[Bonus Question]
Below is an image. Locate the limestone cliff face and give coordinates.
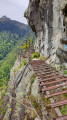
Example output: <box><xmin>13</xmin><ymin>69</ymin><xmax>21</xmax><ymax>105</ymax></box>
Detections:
<box><xmin>24</xmin><ymin>0</ymin><xmax>67</xmax><ymax>64</ymax></box>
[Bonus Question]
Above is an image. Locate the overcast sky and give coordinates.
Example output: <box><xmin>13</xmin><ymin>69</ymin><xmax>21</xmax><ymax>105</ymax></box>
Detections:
<box><xmin>0</xmin><ymin>0</ymin><xmax>29</xmax><ymax>24</ymax></box>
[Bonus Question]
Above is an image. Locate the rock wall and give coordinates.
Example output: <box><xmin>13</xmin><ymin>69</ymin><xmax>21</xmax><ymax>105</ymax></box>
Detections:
<box><xmin>4</xmin><ymin>58</ymin><xmax>43</xmax><ymax>120</ymax></box>
<box><xmin>24</xmin><ymin>0</ymin><xmax>67</xmax><ymax>64</ymax></box>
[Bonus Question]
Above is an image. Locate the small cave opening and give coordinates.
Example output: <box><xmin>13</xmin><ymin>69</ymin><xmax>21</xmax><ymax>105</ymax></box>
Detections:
<box><xmin>62</xmin><ymin>4</ymin><xmax>67</xmax><ymax>16</ymax></box>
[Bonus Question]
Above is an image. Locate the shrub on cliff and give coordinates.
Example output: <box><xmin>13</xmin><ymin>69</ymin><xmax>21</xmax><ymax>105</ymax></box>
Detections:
<box><xmin>31</xmin><ymin>52</ymin><xmax>40</xmax><ymax>59</ymax></box>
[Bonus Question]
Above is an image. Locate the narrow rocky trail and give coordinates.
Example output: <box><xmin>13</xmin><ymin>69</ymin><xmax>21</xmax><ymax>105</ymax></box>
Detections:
<box><xmin>2</xmin><ymin>46</ymin><xmax>67</xmax><ymax>120</ymax></box>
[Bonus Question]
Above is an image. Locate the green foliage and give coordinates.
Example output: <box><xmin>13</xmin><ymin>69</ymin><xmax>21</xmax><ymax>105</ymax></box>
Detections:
<box><xmin>0</xmin><ymin>31</ymin><xmax>19</xmax><ymax>60</ymax></box>
<box><xmin>55</xmin><ymin>65</ymin><xmax>60</xmax><ymax>71</ymax></box>
<box><xmin>64</xmin><ymin>70</ymin><xmax>67</xmax><ymax>74</ymax></box>
<box><xmin>63</xmin><ymin>93</ymin><xmax>67</xmax><ymax>98</ymax></box>
<box><xmin>8</xmin><ymin>108</ymin><xmax>12</xmax><ymax>112</ymax></box>
<box><xmin>21</xmin><ymin>38</ymin><xmax>33</xmax><ymax>52</ymax></box>
<box><xmin>30</xmin><ymin>95</ymin><xmax>38</xmax><ymax>109</ymax></box>
<box><xmin>7</xmin><ymin>104</ymin><xmax>10</xmax><ymax>107</ymax></box>
<box><xmin>0</xmin><ymin>46</ymin><xmax>18</xmax><ymax>86</ymax></box>
<box><xmin>62</xmin><ymin>65</ymin><xmax>66</xmax><ymax>69</ymax></box>
<box><xmin>0</xmin><ymin>86</ymin><xmax>7</xmax><ymax>99</ymax></box>
<box><xmin>31</xmin><ymin>78</ymin><xmax>35</xmax><ymax>84</ymax></box>
<box><xmin>42</xmin><ymin>97</ymin><xmax>51</xmax><ymax>104</ymax></box>
<box><xmin>1</xmin><ymin>88</ymin><xmax>7</xmax><ymax>98</ymax></box>
<box><xmin>31</xmin><ymin>52</ymin><xmax>40</xmax><ymax>59</ymax></box>
<box><xmin>0</xmin><ymin>86</ymin><xmax>7</xmax><ymax>115</ymax></box>
<box><xmin>0</xmin><ymin>86</ymin><xmax>6</xmax><ymax>91</ymax></box>
<box><xmin>33</xmin><ymin>101</ymin><xmax>37</xmax><ymax>108</ymax></box>
<box><xmin>23</xmin><ymin>59</ymin><xmax>27</xmax><ymax>66</ymax></box>
<box><xmin>19</xmin><ymin>92</ymin><xmax>26</xmax><ymax>95</ymax></box>
<box><xmin>29</xmin><ymin>95</ymin><xmax>42</xmax><ymax>117</ymax></box>
<box><xmin>60</xmin><ymin>105</ymin><xmax>67</xmax><ymax>115</ymax></box>
<box><xmin>0</xmin><ymin>31</ymin><xmax>35</xmax><ymax>87</ymax></box>
<box><xmin>13</xmin><ymin>59</ymin><xmax>27</xmax><ymax>75</ymax></box>
<box><xmin>15</xmin><ymin>113</ymin><xmax>19</xmax><ymax>117</ymax></box>
<box><xmin>31</xmin><ymin>74</ymin><xmax>36</xmax><ymax>84</ymax></box>
<box><xmin>16</xmin><ymin>103</ymin><xmax>19</xmax><ymax>106</ymax></box>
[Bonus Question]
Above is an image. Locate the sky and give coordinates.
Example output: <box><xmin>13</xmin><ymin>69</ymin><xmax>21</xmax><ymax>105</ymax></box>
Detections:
<box><xmin>0</xmin><ymin>0</ymin><xmax>29</xmax><ymax>24</ymax></box>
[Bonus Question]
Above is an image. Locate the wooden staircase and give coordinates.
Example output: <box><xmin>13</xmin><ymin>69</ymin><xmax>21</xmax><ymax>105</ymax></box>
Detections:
<box><xmin>30</xmin><ymin>60</ymin><xmax>67</xmax><ymax>120</ymax></box>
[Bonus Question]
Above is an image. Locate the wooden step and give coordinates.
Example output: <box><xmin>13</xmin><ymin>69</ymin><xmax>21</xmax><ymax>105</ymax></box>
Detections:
<box><xmin>45</xmin><ymin>89</ymin><xmax>67</xmax><ymax>98</ymax></box>
<box><xmin>37</xmin><ymin>71</ymin><xmax>58</xmax><ymax>76</ymax></box>
<box><xmin>33</xmin><ymin>68</ymin><xmax>55</xmax><ymax>72</ymax></box>
<box><xmin>40</xmin><ymin>77</ymin><xmax>67</xmax><ymax>86</ymax></box>
<box><xmin>39</xmin><ymin>75</ymin><xmax>63</xmax><ymax>82</ymax></box>
<box><xmin>56</xmin><ymin>115</ymin><xmax>67</xmax><ymax>120</ymax></box>
<box><xmin>50</xmin><ymin>99</ymin><xmax>67</xmax><ymax>108</ymax></box>
<box><xmin>42</xmin><ymin>82</ymin><xmax>67</xmax><ymax>92</ymax></box>
<box><xmin>31</xmin><ymin>60</ymin><xmax>67</xmax><ymax>119</ymax></box>
<box><xmin>36</xmin><ymin>73</ymin><xmax>59</xmax><ymax>78</ymax></box>
<box><xmin>38</xmin><ymin>73</ymin><xmax>60</xmax><ymax>79</ymax></box>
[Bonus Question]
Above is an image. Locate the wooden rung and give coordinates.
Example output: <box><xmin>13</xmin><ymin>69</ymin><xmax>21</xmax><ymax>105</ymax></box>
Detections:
<box><xmin>36</xmin><ymin>69</ymin><xmax>56</xmax><ymax>74</ymax></box>
<box><xmin>43</xmin><ymin>71</ymin><xmax>57</xmax><ymax>74</ymax></box>
<box><xmin>40</xmin><ymin>77</ymin><xmax>67</xmax><ymax>86</ymax></box>
<box><xmin>38</xmin><ymin>73</ymin><xmax>60</xmax><ymax>79</ymax></box>
<box><xmin>37</xmin><ymin>71</ymin><xmax>58</xmax><ymax>75</ymax></box>
<box><xmin>37</xmin><ymin>73</ymin><xmax>59</xmax><ymax>78</ymax></box>
<box><xmin>31</xmin><ymin>60</ymin><xmax>44</xmax><ymax>64</ymax></box>
<box><xmin>38</xmin><ymin>73</ymin><xmax>59</xmax><ymax>78</ymax></box>
<box><xmin>50</xmin><ymin>99</ymin><xmax>67</xmax><ymax>108</ymax></box>
<box><xmin>39</xmin><ymin>66</ymin><xmax>53</xmax><ymax>69</ymax></box>
<box><xmin>45</xmin><ymin>90</ymin><xmax>67</xmax><ymax>98</ymax></box>
<box><xmin>33</xmin><ymin>67</ymin><xmax>53</xmax><ymax>70</ymax></box>
<box><xmin>37</xmin><ymin>71</ymin><xmax>56</xmax><ymax>76</ymax></box>
<box><xmin>37</xmin><ymin>69</ymin><xmax>55</xmax><ymax>72</ymax></box>
<box><xmin>32</xmin><ymin>65</ymin><xmax>53</xmax><ymax>68</ymax></box>
<box><xmin>36</xmin><ymin>72</ymin><xmax>59</xmax><ymax>75</ymax></box>
<box><xmin>39</xmin><ymin>75</ymin><xmax>63</xmax><ymax>82</ymax></box>
<box><xmin>32</xmin><ymin>66</ymin><xmax>49</xmax><ymax>69</ymax></box>
<box><xmin>42</xmin><ymin>82</ymin><xmax>67</xmax><ymax>92</ymax></box>
<box><xmin>56</xmin><ymin>115</ymin><xmax>67</xmax><ymax>120</ymax></box>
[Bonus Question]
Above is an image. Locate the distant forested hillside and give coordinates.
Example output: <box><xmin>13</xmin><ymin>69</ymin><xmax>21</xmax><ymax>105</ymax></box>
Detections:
<box><xmin>0</xmin><ymin>16</ymin><xmax>35</xmax><ymax>86</ymax></box>
<box><xmin>0</xmin><ymin>31</ymin><xmax>19</xmax><ymax>60</ymax></box>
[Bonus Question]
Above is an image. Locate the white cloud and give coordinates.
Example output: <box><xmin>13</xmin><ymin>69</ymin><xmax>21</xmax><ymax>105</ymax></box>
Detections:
<box><xmin>0</xmin><ymin>0</ymin><xmax>29</xmax><ymax>24</ymax></box>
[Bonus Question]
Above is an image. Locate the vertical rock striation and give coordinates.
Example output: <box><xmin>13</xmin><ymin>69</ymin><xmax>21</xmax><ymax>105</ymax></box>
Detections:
<box><xmin>24</xmin><ymin>0</ymin><xmax>67</xmax><ymax>64</ymax></box>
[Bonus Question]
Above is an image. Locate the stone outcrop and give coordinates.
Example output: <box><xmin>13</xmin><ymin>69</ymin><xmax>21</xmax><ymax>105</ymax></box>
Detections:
<box><xmin>24</xmin><ymin>0</ymin><xmax>67</xmax><ymax>64</ymax></box>
<box><xmin>2</xmin><ymin>57</ymin><xmax>42</xmax><ymax>120</ymax></box>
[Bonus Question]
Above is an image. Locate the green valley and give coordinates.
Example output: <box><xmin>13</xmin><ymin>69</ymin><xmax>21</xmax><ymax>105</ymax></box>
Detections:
<box><xmin>0</xmin><ymin>16</ymin><xmax>35</xmax><ymax>87</ymax></box>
